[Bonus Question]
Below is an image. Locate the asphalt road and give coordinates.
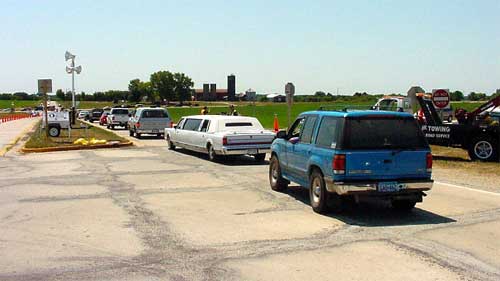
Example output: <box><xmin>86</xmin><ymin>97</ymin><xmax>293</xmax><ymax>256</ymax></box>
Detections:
<box><xmin>1</xmin><ymin>128</ymin><xmax>500</xmax><ymax>281</ymax></box>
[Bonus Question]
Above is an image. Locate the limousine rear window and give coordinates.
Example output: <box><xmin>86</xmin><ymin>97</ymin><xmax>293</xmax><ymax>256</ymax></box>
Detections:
<box><xmin>225</xmin><ymin>122</ymin><xmax>253</xmax><ymax>127</ymax></box>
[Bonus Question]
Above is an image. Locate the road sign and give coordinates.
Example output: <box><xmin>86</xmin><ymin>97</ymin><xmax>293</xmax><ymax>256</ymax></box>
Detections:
<box><xmin>38</xmin><ymin>79</ymin><xmax>53</xmax><ymax>94</ymax></box>
<box><xmin>285</xmin><ymin>83</ymin><xmax>295</xmax><ymax>128</ymax></box>
<box><xmin>432</xmin><ymin>89</ymin><xmax>450</xmax><ymax>109</ymax></box>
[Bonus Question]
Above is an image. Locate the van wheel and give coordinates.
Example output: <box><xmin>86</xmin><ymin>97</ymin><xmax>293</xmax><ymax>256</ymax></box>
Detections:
<box><xmin>392</xmin><ymin>200</ymin><xmax>416</xmax><ymax>212</ymax></box>
<box><xmin>468</xmin><ymin>136</ymin><xmax>498</xmax><ymax>161</ymax></box>
<box><xmin>111</xmin><ymin>125</ymin><xmax>115</xmax><ymax>130</ymax></box>
<box><xmin>269</xmin><ymin>155</ymin><xmax>288</xmax><ymax>192</ymax></box>
<box><xmin>254</xmin><ymin>153</ymin><xmax>266</xmax><ymax>162</ymax></box>
<box><xmin>309</xmin><ymin>170</ymin><xmax>330</xmax><ymax>214</ymax></box>
<box><xmin>136</xmin><ymin>132</ymin><xmax>141</xmax><ymax>139</ymax></box>
<box><xmin>207</xmin><ymin>144</ymin><xmax>218</xmax><ymax>162</ymax></box>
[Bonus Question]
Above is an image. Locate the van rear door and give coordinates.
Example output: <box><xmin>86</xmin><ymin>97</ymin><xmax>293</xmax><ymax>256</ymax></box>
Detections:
<box><xmin>342</xmin><ymin>116</ymin><xmax>430</xmax><ymax>180</ymax></box>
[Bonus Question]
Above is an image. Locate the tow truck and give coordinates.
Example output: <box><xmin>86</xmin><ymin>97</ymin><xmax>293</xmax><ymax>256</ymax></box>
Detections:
<box><xmin>417</xmin><ymin>94</ymin><xmax>500</xmax><ymax>161</ymax></box>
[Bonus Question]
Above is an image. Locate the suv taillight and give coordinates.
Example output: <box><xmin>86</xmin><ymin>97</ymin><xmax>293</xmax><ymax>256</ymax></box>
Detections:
<box><xmin>222</xmin><ymin>137</ymin><xmax>228</xmax><ymax>146</ymax></box>
<box><xmin>169</xmin><ymin>121</ymin><xmax>173</xmax><ymax>128</ymax></box>
<box><xmin>333</xmin><ymin>154</ymin><xmax>346</xmax><ymax>174</ymax></box>
<box><xmin>426</xmin><ymin>153</ymin><xmax>432</xmax><ymax>173</ymax></box>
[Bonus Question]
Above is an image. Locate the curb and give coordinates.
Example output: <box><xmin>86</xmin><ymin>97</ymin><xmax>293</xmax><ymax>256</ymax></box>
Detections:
<box><xmin>0</xmin><ymin>118</ymin><xmax>41</xmax><ymax>157</ymax></box>
<box><xmin>79</xmin><ymin>119</ymin><xmax>141</xmax><ymax>147</ymax></box>
<box><xmin>21</xmin><ymin>141</ymin><xmax>134</xmax><ymax>153</ymax></box>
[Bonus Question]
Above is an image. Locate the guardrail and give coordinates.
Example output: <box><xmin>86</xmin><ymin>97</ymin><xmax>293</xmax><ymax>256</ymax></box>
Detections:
<box><xmin>0</xmin><ymin>113</ymin><xmax>40</xmax><ymax>124</ymax></box>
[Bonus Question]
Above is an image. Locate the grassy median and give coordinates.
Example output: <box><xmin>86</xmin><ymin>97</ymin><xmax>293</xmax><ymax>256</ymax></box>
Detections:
<box><xmin>25</xmin><ymin>120</ymin><xmax>126</xmax><ymax>149</ymax></box>
<box><xmin>431</xmin><ymin>145</ymin><xmax>500</xmax><ymax>175</ymax></box>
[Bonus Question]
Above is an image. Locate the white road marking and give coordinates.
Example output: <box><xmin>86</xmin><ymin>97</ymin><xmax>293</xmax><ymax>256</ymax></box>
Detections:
<box><xmin>434</xmin><ymin>181</ymin><xmax>500</xmax><ymax>196</ymax></box>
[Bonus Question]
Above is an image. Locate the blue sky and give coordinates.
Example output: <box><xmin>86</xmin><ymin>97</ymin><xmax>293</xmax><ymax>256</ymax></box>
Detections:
<box><xmin>1</xmin><ymin>0</ymin><xmax>499</xmax><ymax>95</ymax></box>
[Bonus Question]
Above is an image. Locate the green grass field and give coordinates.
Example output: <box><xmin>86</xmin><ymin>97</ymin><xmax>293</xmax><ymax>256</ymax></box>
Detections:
<box><xmin>0</xmin><ymin>100</ymin><xmax>40</xmax><ymax>109</ymax></box>
<box><xmin>2</xmin><ymin>99</ymin><xmax>490</xmax><ymax>129</ymax></box>
<box><xmin>166</xmin><ymin>102</ymin><xmax>374</xmax><ymax>129</ymax></box>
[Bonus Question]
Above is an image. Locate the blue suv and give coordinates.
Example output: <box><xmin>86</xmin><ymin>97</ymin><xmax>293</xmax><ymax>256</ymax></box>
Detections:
<box><xmin>269</xmin><ymin>110</ymin><xmax>433</xmax><ymax>214</ymax></box>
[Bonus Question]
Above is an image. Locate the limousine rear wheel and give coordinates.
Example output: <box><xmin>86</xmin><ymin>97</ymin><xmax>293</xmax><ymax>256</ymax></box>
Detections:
<box><xmin>167</xmin><ymin>136</ymin><xmax>176</xmax><ymax>150</ymax></box>
<box><xmin>269</xmin><ymin>156</ymin><xmax>287</xmax><ymax>192</ymax></box>
<box><xmin>207</xmin><ymin>144</ymin><xmax>218</xmax><ymax>161</ymax></box>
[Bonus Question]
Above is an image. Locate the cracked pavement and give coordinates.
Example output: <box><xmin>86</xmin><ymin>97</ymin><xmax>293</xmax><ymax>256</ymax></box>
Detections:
<box><xmin>1</xmin><ymin>136</ymin><xmax>500</xmax><ymax>280</ymax></box>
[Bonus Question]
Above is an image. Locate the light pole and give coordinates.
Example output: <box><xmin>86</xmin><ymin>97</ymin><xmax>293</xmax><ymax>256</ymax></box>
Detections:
<box><xmin>65</xmin><ymin>51</ymin><xmax>82</xmax><ymax>124</ymax></box>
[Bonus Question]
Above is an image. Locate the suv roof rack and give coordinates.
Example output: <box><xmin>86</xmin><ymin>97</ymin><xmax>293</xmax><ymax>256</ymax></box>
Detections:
<box><xmin>318</xmin><ymin>105</ymin><xmax>373</xmax><ymax>112</ymax></box>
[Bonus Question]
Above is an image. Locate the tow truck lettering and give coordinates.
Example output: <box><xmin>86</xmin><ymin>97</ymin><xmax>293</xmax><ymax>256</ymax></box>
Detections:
<box><xmin>421</xmin><ymin>125</ymin><xmax>451</xmax><ymax>133</ymax></box>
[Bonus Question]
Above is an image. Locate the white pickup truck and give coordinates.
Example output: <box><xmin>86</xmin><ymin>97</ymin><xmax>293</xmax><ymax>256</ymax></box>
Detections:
<box><xmin>165</xmin><ymin>115</ymin><xmax>275</xmax><ymax>162</ymax></box>
<box><xmin>106</xmin><ymin>108</ymin><xmax>130</xmax><ymax>129</ymax></box>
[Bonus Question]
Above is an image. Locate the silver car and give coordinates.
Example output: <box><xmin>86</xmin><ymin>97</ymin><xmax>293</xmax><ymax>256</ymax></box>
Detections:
<box><xmin>128</xmin><ymin>108</ymin><xmax>172</xmax><ymax>138</ymax></box>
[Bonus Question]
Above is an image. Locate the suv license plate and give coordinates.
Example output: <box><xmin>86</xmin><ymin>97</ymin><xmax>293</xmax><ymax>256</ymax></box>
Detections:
<box><xmin>378</xmin><ymin>182</ymin><xmax>406</xmax><ymax>192</ymax></box>
<box><xmin>152</xmin><ymin>129</ymin><xmax>159</xmax><ymax>133</ymax></box>
<box><xmin>248</xmin><ymin>149</ymin><xmax>258</xmax><ymax>154</ymax></box>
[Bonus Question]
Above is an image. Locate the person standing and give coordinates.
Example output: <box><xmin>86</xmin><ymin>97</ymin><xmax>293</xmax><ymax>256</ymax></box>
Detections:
<box><xmin>201</xmin><ymin>106</ymin><xmax>209</xmax><ymax>115</ymax></box>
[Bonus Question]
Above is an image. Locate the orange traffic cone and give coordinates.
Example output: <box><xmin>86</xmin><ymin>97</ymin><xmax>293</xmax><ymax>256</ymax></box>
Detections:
<box><xmin>273</xmin><ymin>114</ymin><xmax>279</xmax><ymax>132</ymax></box>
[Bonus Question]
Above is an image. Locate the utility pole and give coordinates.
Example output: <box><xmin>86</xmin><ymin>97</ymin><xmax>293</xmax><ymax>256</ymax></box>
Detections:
<box><xmin>38</xmin><ymin>79</ymin><xmax>52</xmax><ymax>137</ymax></box>
<box><xmin>65</xmin><ymin>51</ymin><xmax>82</xmax><ymax>125</ymax></box>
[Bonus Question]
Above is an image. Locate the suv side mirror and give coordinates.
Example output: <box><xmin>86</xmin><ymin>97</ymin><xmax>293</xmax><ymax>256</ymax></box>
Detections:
<box><xmin>288</xmin><ymin>137</ymin><xmax>299</xmax><ymax>144</ymax></box>
<box><xmin>276</xmin><ymin>130</ymin><xmax>287</xmax><ymax>139</ymax></box>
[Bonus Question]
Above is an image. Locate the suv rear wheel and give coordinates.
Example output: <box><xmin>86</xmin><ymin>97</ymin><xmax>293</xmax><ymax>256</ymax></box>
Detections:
<box><xmin>309</xmin><ymin>170</ymin><xmax>329</xmax><ymax>214</ymax></box>
<box><xmin>269</xmin><ymin>155</ymin><xmax>287</xmax><ymax>192</ymax></box>
<box><xmin>468</xmin><ymin>136</ymin><xmax>498</xmax><ymax>161</ymax></box>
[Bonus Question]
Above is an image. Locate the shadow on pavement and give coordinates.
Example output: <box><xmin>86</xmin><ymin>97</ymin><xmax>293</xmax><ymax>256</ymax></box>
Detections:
<box><xmin>135</xmin><ymin>135</ymin><xmax>164</xmax><ymax>140</ymax></box>
<box><xmin>285</xmin><ymin>185</ymin><xmax>456</xmax><ymax>227</ymax></box>
<box><xmin>173</xmin><ymin>148</ymin><xmax>269</xmax><ymax>166</ymax></box>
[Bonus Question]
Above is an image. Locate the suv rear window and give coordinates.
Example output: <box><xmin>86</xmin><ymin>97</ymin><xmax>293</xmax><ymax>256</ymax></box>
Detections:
<box><xmin>141</xmin><ymin>110</ymin><xmax>168</xmax><ymax>118</ymax></box>
<box><xmin>344</xmin><ymin>117</ymin><xmax>428</xmax><ymax>149</ymax></box>
<box><xmin>112</xmin><ymin>109</ymin><xmax>128</xmax><ymax>115</ymax></box>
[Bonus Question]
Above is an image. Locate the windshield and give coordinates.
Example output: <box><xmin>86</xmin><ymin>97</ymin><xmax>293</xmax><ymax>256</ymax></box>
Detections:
<box><xmin>344</xmin><ymin>117</ymin><xmax>428</xmax><ymax>149</ymax></box>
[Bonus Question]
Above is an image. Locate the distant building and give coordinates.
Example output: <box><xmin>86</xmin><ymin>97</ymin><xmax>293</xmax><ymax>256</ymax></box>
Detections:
<box><xmin>266</xmin><ymin>93</ymin><xmax>286</xmax><ymax>102</ymax></box>
<box><xmin>194</xmin><ymin>75</ymin><xmax>236</xmax><ymax>101</ymax></box>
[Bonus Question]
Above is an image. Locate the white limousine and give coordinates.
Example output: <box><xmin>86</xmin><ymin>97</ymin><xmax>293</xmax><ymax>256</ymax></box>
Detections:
<box><xmin>165</xmin><ymin>115</ymin><xmax>276</xmax><ymax>161</ymax></box>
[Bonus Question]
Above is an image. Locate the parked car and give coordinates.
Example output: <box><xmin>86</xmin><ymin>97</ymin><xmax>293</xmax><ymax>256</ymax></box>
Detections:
<box><xmin>78</xmin><ymin>110</ymin><xmax>89</xmax><ymax>119</ymax></box>
<box><xmin>269</xmin><ymin>110</ymin><xmax>433</xmax><ymax>214</ymax></box>
<box><xmin>128</xmin><ymin>108</ymin><xmax>172</xmax><ymax>138</ymax></box>
<box><xmin>99</xmin><ymin>111</ymin><xmax>110</xmax><ymax>126</ymax></box>
<box><xmin>106</xmin><ymin>108</ymin><xmax>129</xmax><ymax>129</ymax></box>
<box><xmin>86</xmin><ymin>108</ymin><xmax>104</xmax><ymax>122</ymax></box>
<box><xmin>165</xmin><ymin>115</ymin><xmax>276</xmax><ymax>162</ymax></box>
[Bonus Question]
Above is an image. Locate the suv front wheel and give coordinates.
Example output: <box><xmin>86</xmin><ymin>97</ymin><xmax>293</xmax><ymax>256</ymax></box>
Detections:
<box><xmin>269</xmin><ymin>155</ymin><xmax>287</xmax><ymax>192</ymax></box>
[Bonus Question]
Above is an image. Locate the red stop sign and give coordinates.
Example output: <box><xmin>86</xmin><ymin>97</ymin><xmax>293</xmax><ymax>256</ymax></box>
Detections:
<box><xmin>432</xmin><ymin>89</ymin><xmax>450</xmax><ymax>108</ymax></box>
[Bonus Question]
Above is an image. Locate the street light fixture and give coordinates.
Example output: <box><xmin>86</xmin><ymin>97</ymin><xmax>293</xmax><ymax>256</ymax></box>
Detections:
<box><xmin>65</xmin><ymin>51</ymin><xmax>82</xmax><ymax>109</ymax></box>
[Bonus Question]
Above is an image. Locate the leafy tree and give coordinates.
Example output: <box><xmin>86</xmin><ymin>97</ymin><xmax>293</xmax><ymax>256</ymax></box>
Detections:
<box><xmin>128</xmin><ymin>79</ymin><xmax>143</xmax><ymax>102</ymax></box>
<box><xmin>173</xmin><ymin>72</ymin><xmax>194</xmax><ymax>103</ymax></box>
<box><xmin>314</xmin><ymin>91</ymin><xmax>326</xmax><ymax>97</ymax></box>
<box><xmin>450</xmin><ymin>90</ymin><xmax>464</xmax><ymax>101</ymax></box>
<box><xmin>468</xmin><ymin>92</ymin><xmax>487</xmax><ymax>101</ymax></box>
<box><xmin>150</xmin><ymin>71</ymin><xmax>175</xmax><ymax>102</ymax></box>
<box><xmin>55</xmin><ymin>89</ymin><xmax>65</xmax><ymax>101</ymax></box>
